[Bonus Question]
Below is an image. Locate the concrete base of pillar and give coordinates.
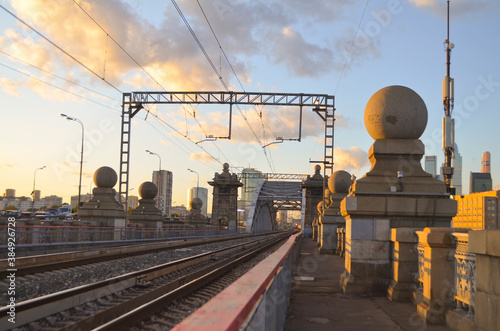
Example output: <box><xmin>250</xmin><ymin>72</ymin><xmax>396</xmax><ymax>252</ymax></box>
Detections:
<box><xmin>387</xmin><ymin>280</ymin><xmax>417</xmax><ymax>302</ymax></box>
<box><xmin>417</xmin><ymin>302</ymin><xmax>446</xmax><ymax>325</ymax></box>
<box><xmin>318</xmin><ymin>223</ymin><xmax>338</xmax><ymax>254</ymax></box>
<box><xmin>340</xmin><ymin>269</ymin><xmax>390</xmax><ymax>297</ymax></box>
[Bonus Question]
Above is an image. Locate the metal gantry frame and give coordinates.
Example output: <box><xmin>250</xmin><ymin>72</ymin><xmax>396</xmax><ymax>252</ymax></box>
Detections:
<box><xmin>119</xmin><ymin>91</ymin><xmax>335</xmax><ymax>210</ymax></box>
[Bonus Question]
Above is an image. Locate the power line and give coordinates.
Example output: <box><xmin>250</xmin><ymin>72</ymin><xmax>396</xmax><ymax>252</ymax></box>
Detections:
<box><xmin>0</xmin><ymin>3</ymin><xmax>123</xmax><ymax>94</ymax></box>
<box><xmin>0</xmin><ymin>50</ymin><xmax>119</xmax><ymax>102</ymax></box>
<box><xmin>334</xmin><ymin>0</ymin><xmax>370</xmax><ymax>95</ymax></box>
<box><xmin>71</xmin><ymin>0</ymin><xmax>166</xmax><ymax>92</ymax></box>
<box><xmin>0</xmin><ymin>61</ymin><xmax>120</xmax><ymax>112</ymax></box>
<box><xmin>195</xmin><ymin>0</ymin><xmax>245</xmax><ymax>92</ymax></box>
<box><xmin>72</xmin><ymin>0</ymin><xmax>229</xmax><ymax>167</ymax></box>
<box><xmin>173</xmin><ymin>0</ymin><xmax>277</xmax><ymax>173</ymax></box>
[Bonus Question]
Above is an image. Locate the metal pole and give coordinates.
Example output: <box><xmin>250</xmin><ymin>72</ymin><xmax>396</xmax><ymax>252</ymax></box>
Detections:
<box><xmin>32</xmin><ymin>166</ymin><xmax>46</xmax><ymax>210</ymax></box>
<box><xmin>61</xmin><ymin>114</ymin><xmax>84</xmax><ymax>211</ymax></box>
<box><xmin>188</xmin><ymin>169</ymin><xmax>199</xmax><ymax>198</ymax></box>
<box><xmin>442</xmin><ymin>0</ymin><xmax>454</xmax><ymax>194</ymax></box>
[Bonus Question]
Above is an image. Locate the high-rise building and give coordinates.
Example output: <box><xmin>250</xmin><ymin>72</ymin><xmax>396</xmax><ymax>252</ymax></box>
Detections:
<box><xmin>128</xmin><ymin>196</ymin><xmax>139</xmax><ymax>210</ymax></box>
<box><xmin>481</xmin><ymin>151</ymin><xmax>491</xmax><ymax>173</ymax></box>
<box><xmin>453</xmin><ymin>190</ymin><xmax>499</xmax><ymax>230</ymax></box>
<box><xmin>153</xmin><ymin>170</ymin><xmax>173</xmax><ymax>217</ymax></box>
<box><xmin>4</xmin><ymin>189</ymin><xmax>15</xmax><ymax>198</ymax></box>
<box><xmin>71</xmin><ymin>194</ymin><xmax>93</xmax><ymax>208</ymax></box>
<box><xmin>33</xmin><ymin>190</ymin><xmax>41</xmax><ymax>201</ymax></box>
<box><xmin>424</xmin><ymin>156</ymin><xmax>437</xmax><ymax>178</ymax></box>
<box><xmin>452</xmin><ymin>144</ymin><xmax>463</xmax><ymax>195</ymax></box>
<box><xmin>188</xmin><ymin>187</ymin><xmax>208</xmax><ymax>217</ymax></box>
<box><xmin>43</xmin><ymin>195</ymin><xmax>63</xmax><ymax>207</ymax></box>
<box><xmin>470</xmin><ymin>151</ymin><xmax>492</xmax><ymax>194</ymax></box>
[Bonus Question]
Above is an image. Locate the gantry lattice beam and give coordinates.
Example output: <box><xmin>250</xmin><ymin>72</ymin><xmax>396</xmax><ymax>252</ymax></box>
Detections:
<box><xmin>119</xmin><ymin>91</ymin><xmax>335</xmax><ymax>211</ymax></box>
<box><xmin>239</xmin><ymin>173</ymin><xmax>309</xmax><ymax>181</ymax></box>
<box><xmin>127</xmin><ymin>91</ymin><xmax>334</xmax><ymax>108</ymax></box>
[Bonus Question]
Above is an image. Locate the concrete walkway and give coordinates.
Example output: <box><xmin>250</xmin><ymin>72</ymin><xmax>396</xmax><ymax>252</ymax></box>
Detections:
<box><xmin>285</xmin><ymin>238</ymin><xmax>450</xmax><ymax>331</ymax></box>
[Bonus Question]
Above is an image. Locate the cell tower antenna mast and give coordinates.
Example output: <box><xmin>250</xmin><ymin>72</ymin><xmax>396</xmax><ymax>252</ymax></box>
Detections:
<box><xmin>442</xmin><ymin>0</ymin><xmax>455</xmax><ymax>194</ymax></box>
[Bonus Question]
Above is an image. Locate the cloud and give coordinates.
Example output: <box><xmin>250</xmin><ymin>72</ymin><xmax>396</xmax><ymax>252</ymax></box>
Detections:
<box><xmin>1</xmin><ymin>0</ymin><xmax>362</xmax><ymax>97</ymax></box>
<box><xmin>189</xmin><ymin>151</ymin><xmax>218</xmax><ymax>163</ymax></box>
<box><xmin>0</xmin><ymin>161</ymin><xmax>16</xmax><ymax>170</ymax></box>
<box><xmin>268</xmin><ymin>27</ymin><xmax>334</xmax><ymax>78</ymax></box>
<box><xmin>332</xmin><ymin>146</ymin><xmax>369</xmax><ymax>174</ymax></box>
<box><xmin>409</xmin><ymin>0</ymin><xmax>496</xmax><ymax>16</ymax></box>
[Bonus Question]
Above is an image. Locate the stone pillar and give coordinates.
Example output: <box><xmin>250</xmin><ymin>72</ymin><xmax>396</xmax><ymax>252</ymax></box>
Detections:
<box><xmin>318</xmin><ymin>170</ymin><xmax>350</xmax><ymax>254</ymax></box>
<box><xmin>300</xmin><ymin>165</ymin><xmax>324</xmax><ymax>237</ymax></box>
<box><xmin>416</xmin><ymin>227</ymin><xmax>457</xmax><ymax>324</ymax></box>
<box><xmin>208</xmin><ymin>163</ymin><xmax>243</xmax><ymax>228</ymax></box>
<box><xmin>467</xmin><ymin>230</ymin><xmax>500</xmax><ymax>331</ymax></box>
<box><xmin>185</xmin><ymin>197</ymin><xmax>208</xmax><ymax>228</ymax></box>
<box><xmin>387</xmin><ymin>227</ymin><xmax>421</xmax><ymax>301</ymax></box>
<box><xmin>128</xmin><ymin>181</ymin><xmax>164</xmax><ymax>228</ymax></box>
<box><xmin>340</xmin><ymin>86</ymin><xmax>457</xmax><ymax>296</ymax></box>
<box><xmin>78</xmin><ymin>166</ymin><xmax>127</xmax><ymax>237</ymax></box>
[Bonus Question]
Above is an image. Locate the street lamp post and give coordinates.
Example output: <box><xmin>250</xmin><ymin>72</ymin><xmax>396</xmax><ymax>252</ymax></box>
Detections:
<box><xmin>146</xmin><ymin>150</ymin><xmax>162</xmax><ymax>213</ymax></box>
<box><xmin>61</xmin><ymin>114</ymin><xmax>84</xmax><ymax>211</ymax></box>
<box><xmin>32</xmin><ymin>166</ymin><xmax>46</xmax><ymax>210</ymax></box>
<box><xmin>187</xmin><ymin>168</ymin><xmax>199</xmax><ymax>198</ymax></box>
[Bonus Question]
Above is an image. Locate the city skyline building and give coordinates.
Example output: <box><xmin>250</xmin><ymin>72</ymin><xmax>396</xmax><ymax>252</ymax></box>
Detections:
<box><xmin>44</xmin><ymin>195</ymin><xmax>63</xmax><ymax>207</ymax></box>
<box><xmin>481</xmin><ymin>151</ymin><xmax>491</xmax><ymax>173</ymax></box>
<box><xmin>188</xmin><ymin>187</ymin><xmax>208</xmax><ymax>217</ymax></box>
<box><xmin>153</xmin><ymin>170</ymin><xmax>173</xmax><ymax>217</ymax></box>
<box><xmin>70</xmin><ymin>194</ymin><xmax>92</xmax><ymax>208</ymax></box>
<box><xmin>424</xmin><ymin>156</ymin><xmax>437</xmax><ymax>178</ymax></box>
<box><xmin>4</xmin><ymin>189</ymin><xmax>15</xmax><ymax>198</ymax></box>
<box><xmin>470</xmin><ymin>151</ymin><xmax>493</xmax><ymax>194</ymax></box>
<box><xmin>452</xmin><ymin>144</ymin><xmax>463</xmax><ymax>195</ymax></box>
<box><xmin>33</xmin><ymin>190</ymin><xmax>41</xmax><ymax>201</ymax></box>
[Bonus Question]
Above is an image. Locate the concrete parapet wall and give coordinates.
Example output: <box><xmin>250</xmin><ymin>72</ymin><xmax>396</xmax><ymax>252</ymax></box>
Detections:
<box><xmin>172</xmin><ymin>232</ymin><xmax>302</xmax><ymax>331</ymax></box>
<box><xmin>469</xmin><ymin>230</ymin><xmax>500</xmax><ymax>331</ymax></box>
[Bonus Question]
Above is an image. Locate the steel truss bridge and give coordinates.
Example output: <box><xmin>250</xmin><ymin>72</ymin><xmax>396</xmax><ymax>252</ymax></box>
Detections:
<box><xmin>119</xmin><ymin>91</ymin><xmax>335</xmax><ymax>210</ymax></box>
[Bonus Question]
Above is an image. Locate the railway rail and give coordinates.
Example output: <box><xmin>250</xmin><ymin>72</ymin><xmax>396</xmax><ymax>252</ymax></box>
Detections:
<box><xmin>0</xmin><ymin>232</ymin><xmax>259</xmax><ymax>279</ymax></box>
<box><xmin>0</xmin><ymin>231</ymin><xmax>292</xmax><ymax>331</ymax></box>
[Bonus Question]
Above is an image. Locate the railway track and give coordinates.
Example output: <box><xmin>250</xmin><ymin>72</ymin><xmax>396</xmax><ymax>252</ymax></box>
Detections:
<box><xmin>0</xmin><ymin>232</ymin><xmax>259</xmax><ymax>279</ymax></box>
<box><xmin>0</xmin><ymin>231</ymin><xmax>291</xmax><ymax>331</ymax></box>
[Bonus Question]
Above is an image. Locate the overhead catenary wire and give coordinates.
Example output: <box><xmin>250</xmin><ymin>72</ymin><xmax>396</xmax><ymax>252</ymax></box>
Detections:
<box><xmin>0</xmin><ymin>4</ymin><xmax>123</xmax><ymax>94</ymax></box>
<box><xmin>0</xmin><ymin>50</ymin><xmax>119</xmax><ymax>102</ymax></box>
<box><xmin>0</xmin><ymin>61</ymin><xmax>120</xmax><ymax>113</ymax></box>
<box><xmin>72</xmin><ymin>0</ymin><xmax>233</xmax><ymax>168</ymax></box>
<box><xmin>334</xmin><ymin>0</ymin><xmax>370</xmax><ymax>95</ymax></box>
<box><xmin>173</xmin><ymin>0</ymin><xmax>277</xmax><ymax>172</ymax></box>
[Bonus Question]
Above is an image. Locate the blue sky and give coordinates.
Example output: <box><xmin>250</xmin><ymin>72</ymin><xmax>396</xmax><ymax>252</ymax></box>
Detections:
<box><xmin>0</xmin><ymin>0</ymin><xmax>499</xmax><ymax>209</ymax></box>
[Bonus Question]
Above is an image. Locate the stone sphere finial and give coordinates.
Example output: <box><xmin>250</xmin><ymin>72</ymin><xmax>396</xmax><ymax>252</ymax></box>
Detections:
<box><xmin>223</xmin><ymin>163</ymin><xmax>229</xmax><ymax>171</ymax></box>
<box><xmin>93</xmin><ymin>166</ymin><xmax>117</xmax><ymax>188</ymax></box>
<box><xmin>328</xmin><ymin>170</ymin><xmax>351</xmax><ymax>193</ymax></box>
<box><xmin>190</xmin><ymin>197</ymin><xmax>203</xmax><ymax>210</ymax></box>
<box><xmin>314</xmin><ymin>164</ymin><xmax>321</xmax><ymax>173</ymax></box>
<box><xmin>139</xmin><ymin>181</ymin><xmax>157</xmax><ymax>199</ymax></box>
<box><xmin>364</xmin><ymin>85</ymin><xmax>427</xmax><ymax>140</ymax></box>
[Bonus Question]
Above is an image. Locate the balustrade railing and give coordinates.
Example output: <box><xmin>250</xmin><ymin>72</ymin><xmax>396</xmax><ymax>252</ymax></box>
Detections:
<box><xmin>0</xmin><ymin>225</ymin><xmax>243</xmax><ymax>248</ymax></box>
<box><xmin>451</xmin><ymin>232</ymin><xmax>476</xmax><ymax>319</ymax></box>
<box><xmin>417</xmin><ymin>242</ymin><xmax>425</xmax><ymax>292</ymax></box>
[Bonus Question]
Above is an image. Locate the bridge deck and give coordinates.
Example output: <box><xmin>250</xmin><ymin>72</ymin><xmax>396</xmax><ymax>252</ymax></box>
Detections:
<box><xmin>285</xmin><ymin>238</ymin><xmax>451</xmax><ymax>331</ymax></box>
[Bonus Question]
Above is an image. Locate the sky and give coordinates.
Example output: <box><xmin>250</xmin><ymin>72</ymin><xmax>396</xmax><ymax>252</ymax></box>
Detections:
<box><xmin>0</xmin><ymin>0</ymin><xmax>499</xmax><ymax>211</ymax></box>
